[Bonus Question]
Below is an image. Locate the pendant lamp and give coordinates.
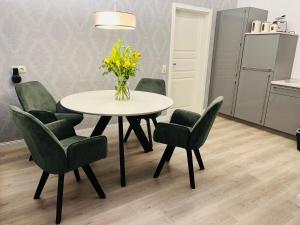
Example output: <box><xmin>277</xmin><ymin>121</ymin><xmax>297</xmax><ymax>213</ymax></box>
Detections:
<box><xmin>94</xmin><ymin>0</ymin><xmax>136</xmax><ymax>30</ymax></box>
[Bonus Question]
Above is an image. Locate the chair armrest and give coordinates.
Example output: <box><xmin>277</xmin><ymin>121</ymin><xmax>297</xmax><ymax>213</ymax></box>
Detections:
<box><xmin>28</xmin><ymin>110</ymin><xmax>57</xmax><ymax>124</ymax></box>
<box><xmin>170</xmin><ymin>109</ymin><xmax>201</xmax><ymax>127</ymax></box>
<box><xmin>67</xmin><ymin>136</ymin><xmax>107</xmax><ymax>169</ymax></box>
<box><xmin>56</xmin><ymin>101</ymin><xmax>82</xmax><ymax>114</ymax></box>
<box><xmin>46</xmin><ymin>120</ymin><xmax>76</xmax><ymax>140</ymax></box>
<box><xmin>154</xmin><ymin>122</ymin><xmax>191</xmax><ymax>148</ymax></box>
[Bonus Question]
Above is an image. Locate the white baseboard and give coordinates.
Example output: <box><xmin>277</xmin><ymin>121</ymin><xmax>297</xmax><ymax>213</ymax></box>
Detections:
<box><xmin>0</xmin><ymin>115</ymin><xmax>170</xmax><ymax>150</ymax></box>
<box><xmin>0</xmin><ymin>138</ymin><xmax>26</xmax><ymax>150</ymax></box>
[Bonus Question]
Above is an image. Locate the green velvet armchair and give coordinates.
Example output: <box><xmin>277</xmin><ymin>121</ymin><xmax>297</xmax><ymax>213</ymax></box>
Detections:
<box><xmin>124</xmin><ymin>78</ymin><xmax>166</xmax><ymax>146</ymax></box>
<box><xmin>15</xmin><ymin>81</ymin><xmax>83</xmax><ymax>126</ymax></box>
<box><xmin>153</xmin><ymin>96</ymin><xmax>224</xmax><ymax>189</ymax></box>
<box><xmin>10</xmin><ymin>106</ymin><xmax>107</xmax><ymax>224</ymax></box>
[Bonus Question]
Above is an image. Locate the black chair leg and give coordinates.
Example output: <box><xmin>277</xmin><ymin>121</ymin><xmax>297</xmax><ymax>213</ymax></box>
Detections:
<box><xmin>151</xmin><ymin>118</ymin><xmax>158</xmax><ymax>127</ymax></box>
<box><xmin>146</xmin><ymin>118</ymin><xmax>153</xmax><ymax>147</ymax></box>
<box><xmin>34</xmin><ymin>171</ymin><xmax>49</xmax><ymax>199</ymax></box>
<box><xmin>82</xmin><ymin>165</ymin><xmax>106</xmax><ymax>199</ymax></box>
<box><xmin>29</xmin><ymin>155</ymin><xmax>33</xmax><ymax>161</ymax></box>
<box><xmin>123</xmin><ymin>125</ymin><xmax>133</xmax><ymax>142</ymax></box>
<box><xmin>153</xmin><ymin>146</ymin><xmax>173</xmax><ymax>178</ymax></box>
<box><xmin>56</xmin><ymin>174</ymin><xmax>64</xmax><ymax>224</ymax></box>
<box><xmin>193</xmin><ymin>149</ymin><xmax>205</xmax><ymax>170</ymax></box>
<box><xmin>186</xmin><ymin>150</ymin><xmax>195</xmax><ymax>189</ymax></box>
<box><xmin>165</xmin><ymin>145</ymin><xmax>175</xmax><ymax>162</ymax></box>
<box><xmin>73</xmin><ymin>169</ymin><xmax>80</xmax><ymax>182</ymax></box>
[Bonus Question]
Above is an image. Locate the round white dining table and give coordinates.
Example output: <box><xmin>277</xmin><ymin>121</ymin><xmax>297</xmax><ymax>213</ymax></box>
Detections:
<box><xmin>61</xmin><ymin>90</ymin><xmax>173</xmax><ymax>187</ymax></box>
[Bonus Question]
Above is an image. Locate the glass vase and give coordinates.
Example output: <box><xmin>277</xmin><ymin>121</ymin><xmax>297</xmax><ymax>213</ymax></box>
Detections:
<box><xmin>115</xmin><ymin>78</ymin><xmax>130</xmax><ymax>101</ymax></box>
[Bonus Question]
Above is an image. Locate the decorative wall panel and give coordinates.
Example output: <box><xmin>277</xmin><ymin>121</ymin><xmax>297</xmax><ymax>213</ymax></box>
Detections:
<box><xmin>0</xmin><ymin>0</ymin><xmax>237</xmax><ymax>142</ymax></box>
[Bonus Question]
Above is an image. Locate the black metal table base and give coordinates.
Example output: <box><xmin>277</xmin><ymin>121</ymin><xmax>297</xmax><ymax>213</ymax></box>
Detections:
<box><xmin>118</xmin><ymin>117</ymin><xmax>126</xmax><ymax>187</ymax></box>
<box><xmin>91</xmin><ymin>115</ymin><xmax>153</xmax><ymax>187</ymax></box>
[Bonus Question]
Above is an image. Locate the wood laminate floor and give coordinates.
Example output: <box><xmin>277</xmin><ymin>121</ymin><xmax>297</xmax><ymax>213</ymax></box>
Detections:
<box><xmin>1</xmin><ymin>116</ymin><xmax>300</xmax><ymax>225</ymax></box>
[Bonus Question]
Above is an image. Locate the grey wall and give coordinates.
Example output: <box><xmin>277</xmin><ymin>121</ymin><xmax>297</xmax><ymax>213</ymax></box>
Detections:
<box><xmin>0</xmin><ymin>0</ymin><xmax>237</xmax><ymax>142</ymax></box>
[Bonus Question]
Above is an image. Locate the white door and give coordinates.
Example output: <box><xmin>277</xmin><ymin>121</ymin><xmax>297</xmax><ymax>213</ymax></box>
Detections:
<box><xmin>169</xmin><ymin>5</ymin><xmax>212</xmax><ymax>115</ymax></box>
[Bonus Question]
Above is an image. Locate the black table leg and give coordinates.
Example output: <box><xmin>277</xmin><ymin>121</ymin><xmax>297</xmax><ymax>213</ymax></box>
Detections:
<box><xmin>123</xmin><ymin>125</ymin><xmax>133</xmax><ymax>142</ymax></box>
<box><xmin>126</xmin><ymin>116</ymin><xmax>153</xmax><ymax>152</ymax></box>
<box><xmin>118</xmin><ymin>116</ymin><xmax>126</xmax><ymax>187</ymax></box>
<box><xmin>91</xmin><ymin>116</ymin><xmax>112</xmax><ymax>137</ymax></box>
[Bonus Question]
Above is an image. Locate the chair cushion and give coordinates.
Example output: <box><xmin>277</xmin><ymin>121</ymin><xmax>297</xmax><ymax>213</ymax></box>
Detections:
<box><xmin>10</xmin><ymin>106</ymin><xmax>69</xmax><ymax>174</ymax></box>
<box><xmin>47</xmin><ymin>120</ymin><xmax>76</xmax><ymax>140</ymax></box>
<box><xmin>134</xmin><ymin>78</ymin><xmax>165</xmax><ymax>120</ymax></box>
<box><xmin>55</xmin><ymin>113</ymin><xmax>83</xmax><ymax>127</ymax></box>
<box><xmin>66</xmin><ymin>136</ymin><xmax>107</xmax><ymax>170</ymax></box>
<box><xmin>29</xmin><ymin>110</ymin><xmax>57</xmax><ymax>124</ymax></box>
<box><xmin>170</xmin><ymin>109</ymin><xmax>201</xmax><ymax>127</ymax></box>
<box><xmin>135</xmin><ymin>78</ymin><xmax>166</xmax><ymax>95</ymax></box>
<box><xmin>60</xmin><ymin>136</ymin><xmax>87</xmax><ymax>149</ymax></box>
<box><xmin>154</xmin><ymin>122</ymin><xmax>191</xmax><ymax>149</ymax></box>
<box><xmin>15</xmin><ymin>81</ymin><xmax>57</xmax><ymax>113</ymax></box>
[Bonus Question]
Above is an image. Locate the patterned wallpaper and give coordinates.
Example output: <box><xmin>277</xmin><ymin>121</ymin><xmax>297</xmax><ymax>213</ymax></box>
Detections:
<box><xmin>0</xmin><ymin>0</ymin><xmax>237</xmax><ymax>142</ymax></box>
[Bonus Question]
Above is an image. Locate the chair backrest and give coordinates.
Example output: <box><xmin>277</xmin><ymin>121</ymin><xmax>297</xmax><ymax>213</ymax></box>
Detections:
<box><xmin>189</xmin><ymin>96</ymin><xmax>224</xmax><ymax>149</ymax></box>
<box><xmin>15</xmin><ymin>81</ymin><xmax>57</xmax><ymax>113</ymax></box>
<box><xmin>135</xmin><ymin>78</ymin><xmax>166</xmax><ymax>95</ymax></box>
<box><xmin>10</xmin><ymin>106</ymin><xmax>68</xmax><ymax>174</ymax></box>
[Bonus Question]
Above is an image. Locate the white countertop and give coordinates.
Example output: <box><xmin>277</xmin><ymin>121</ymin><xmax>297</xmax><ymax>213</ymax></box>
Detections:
<box><xmin>245</xmin><ymin>32</ymin><xmax>297</xmax><ymax>36</ymax></box>
<box><xmin>271</xmin><ymin>79</ymin><xmax>300</xmax><ymax>89</ymax></box>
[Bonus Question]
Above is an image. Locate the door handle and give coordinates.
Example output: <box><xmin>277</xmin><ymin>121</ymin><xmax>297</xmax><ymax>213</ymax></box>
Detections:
<box><xmin>172</xmin><ymin>63</ymin><xmax>176</xmax><ymax>66</ymax></box>
<box><xmin>242</xmin><ymin>67</ymin><xmax>272</xmax><ymax>72</ymax></box>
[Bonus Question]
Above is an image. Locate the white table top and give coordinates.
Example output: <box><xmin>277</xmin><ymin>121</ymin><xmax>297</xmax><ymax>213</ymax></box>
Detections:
<box><xmin>61</xmin><ymin>90</ymin><xmax>173</xmax><ymax>116</ymax></box>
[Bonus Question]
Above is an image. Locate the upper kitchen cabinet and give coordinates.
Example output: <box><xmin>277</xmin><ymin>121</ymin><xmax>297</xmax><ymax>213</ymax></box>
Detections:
<box><xmin>241</xmin><ymin>33</ymin><xmax>298</xmax><ymax>79</ymax></box>
<box><xmin>209</xmin><ymin>7</ymin><xmax>268</xmax><ymax>116</ymax></box>
<box><xmin>241</xmin><ymin>34</ymin><xmax>279</xmax><ymax>70</ymax></box>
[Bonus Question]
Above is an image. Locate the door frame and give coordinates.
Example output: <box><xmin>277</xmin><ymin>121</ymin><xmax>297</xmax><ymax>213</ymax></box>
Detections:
<box><xmin>167</xmin><ymin>3</ymin><xmax>213</xmax><ymax>115</ymax></box>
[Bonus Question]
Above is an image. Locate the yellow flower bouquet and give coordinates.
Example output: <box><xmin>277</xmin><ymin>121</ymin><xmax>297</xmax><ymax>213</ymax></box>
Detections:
<box><xmin>101</xmin><ymin>39</ymin><xmax>142</xmax><ymax>100</ymax></box>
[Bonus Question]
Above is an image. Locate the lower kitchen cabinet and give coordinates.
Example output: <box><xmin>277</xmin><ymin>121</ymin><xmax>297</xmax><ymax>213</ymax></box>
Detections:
<box><xmin>210</xmin><ymin>76</ymin><xmax>237</xmax><ymax>115</ymax></box>
<box><xmin>234</xmin><ymin>69</ymin><xmax>271</xmax><ymax>125</ymax></box>
<box><xmin>264</xmin><ymin>85</ymin><xmax>300</xmax><ymax>135</ymax></box>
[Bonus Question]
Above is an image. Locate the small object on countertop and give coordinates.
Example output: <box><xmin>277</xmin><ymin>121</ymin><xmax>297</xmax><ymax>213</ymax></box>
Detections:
<box><xmin>273</xmin><ymin>15</ymin><xmax>287</xmax><ymax>32</ymax></box>
<box><xmin>296</xmin><ymin>194</ymin><xmax>300</xmax><ymax>207</ymax></box>
<box><xmin>251</xmin><ymin>20</ymin><xmax>262</xmax><ymax>33</ymax></box>
<box><xmin>11</xmin><ymin>68</ymin><xmax>21</xmax><ymax>84</ymax></box>
<box><xmin>270</xmin><ymin>24</ymin><xmax>279</xmax><ymax>32</ymax></box>
<box><xmin>261</xmin><ymin>22</ymin><xmax>272</xmax><ymax>33</ymax></box>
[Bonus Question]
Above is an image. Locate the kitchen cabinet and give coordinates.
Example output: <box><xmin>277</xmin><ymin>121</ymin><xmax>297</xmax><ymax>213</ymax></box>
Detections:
<box><xmin>209</xmin><ymin>7</ymin><xmax>268</xmax><ymax>116</ymax></box>
<box><xmin>234</xmin><ymin>33</ymin><xmax>298</xmax><ymax>125</ymax></box>
<box><xmin>209</xmin><ymin>7</ymin><xmax>299</xmax><ymax>135</ymax></box>
<box><xmin>265</xmin><ymin>83</ymin><xmax>300</xmax><ymax>135</ymax></box>
<box><xmin>234</xmin><ymin>70</ymin><xmax>271</xmax><ymax>124</ymax></box>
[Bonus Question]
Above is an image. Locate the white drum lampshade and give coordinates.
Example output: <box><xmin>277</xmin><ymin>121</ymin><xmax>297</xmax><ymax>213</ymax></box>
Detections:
<box><xmin>94</xmin><ymin>11</ymin><xmax>136</xmax><ymax>30</ymax></box>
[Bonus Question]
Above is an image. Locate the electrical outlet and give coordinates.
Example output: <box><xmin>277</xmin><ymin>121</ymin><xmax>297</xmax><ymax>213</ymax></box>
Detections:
<box><xmin>161</xmin><ymin>65</ymin><xmax>167</xmax><ymax>74</ymax></box>
<box><xmin>11</xmin><ymin>66</ymin><xmax>26</xmax><ymax>74</ymax></box>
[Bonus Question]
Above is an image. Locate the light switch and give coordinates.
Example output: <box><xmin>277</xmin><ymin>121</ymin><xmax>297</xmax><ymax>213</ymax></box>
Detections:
<box><xmin>161</xmin><ymin>65</ymin><xmax>167</xmax><ymax>74</ymax></box>
<box><xmin>11</xmin><ymin>65</ymin><xmax>26</xmax><ymax>74</ymax></box>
